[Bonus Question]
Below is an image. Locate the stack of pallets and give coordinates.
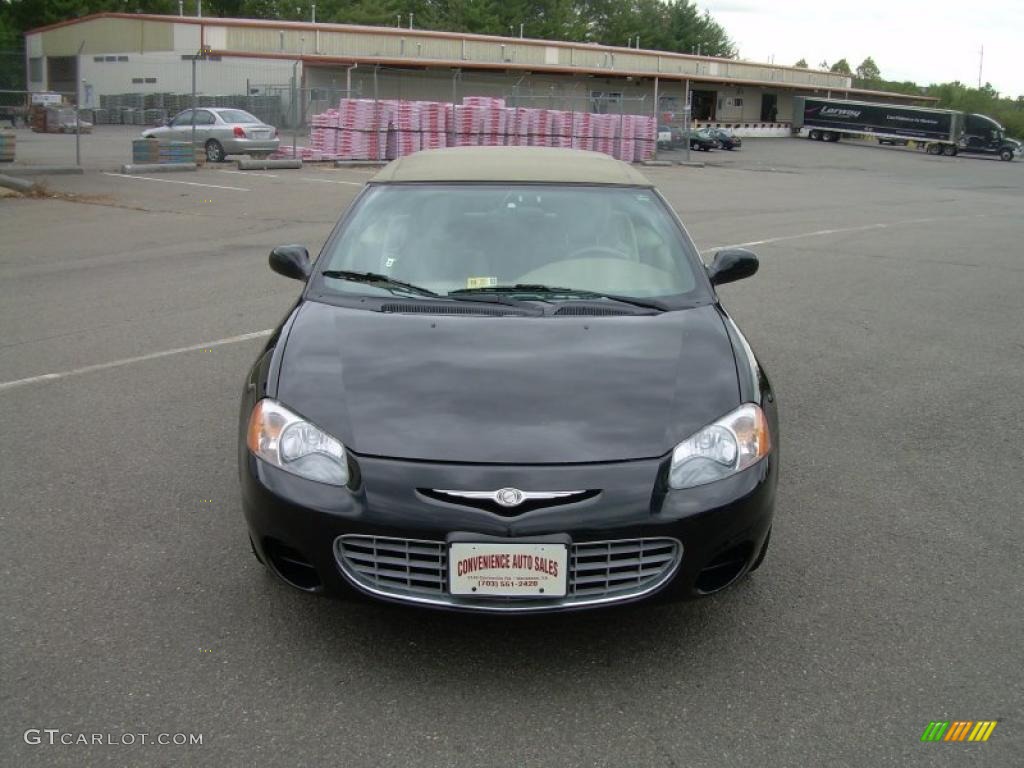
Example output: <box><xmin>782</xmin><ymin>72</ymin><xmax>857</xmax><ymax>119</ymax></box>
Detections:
<box><xmin>0</xmin><ymin>133</ymin><xmax>15</xmax><ymax>162</ymax></box>
<box><xmin>274</xmin><ymin>97</ymin><xmax>657</xmax><ymax>163</ymax></box>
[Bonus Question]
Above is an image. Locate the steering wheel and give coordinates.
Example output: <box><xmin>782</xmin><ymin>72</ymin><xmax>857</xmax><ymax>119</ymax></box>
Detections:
<box><xmin>567</xmin><ymin>244</ymin><xmax>633</xmax><ymax>261</ymax></box>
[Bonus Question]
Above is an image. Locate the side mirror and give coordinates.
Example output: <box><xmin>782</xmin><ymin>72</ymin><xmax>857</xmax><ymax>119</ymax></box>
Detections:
<box><xmin>707</xmin><ymin>248</ymin><xmax>759</xmax><ymax>286</ymax></box>
<box><xmin>269</xmin><ymin>245</ymin><xmax>311</xmax><ymax>281</ymax></box>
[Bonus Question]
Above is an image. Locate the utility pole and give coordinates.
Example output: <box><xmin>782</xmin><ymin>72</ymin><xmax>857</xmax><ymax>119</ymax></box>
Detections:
<box><xmin>977</xmin><ymin>45</ymin><xmax>983</xmax><ymax>89</ymax></box>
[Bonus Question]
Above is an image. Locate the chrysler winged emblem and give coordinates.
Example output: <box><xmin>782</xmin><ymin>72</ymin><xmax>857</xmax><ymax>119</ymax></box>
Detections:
<box><xmin>433</xmin><ymin>488</ymin><xmax>586</xmax><ymax>508</ymax></box>
<box><xmin>494</xmin><ymin>487</ymin><xmax>525</xmax><ymax>507</ymax></box>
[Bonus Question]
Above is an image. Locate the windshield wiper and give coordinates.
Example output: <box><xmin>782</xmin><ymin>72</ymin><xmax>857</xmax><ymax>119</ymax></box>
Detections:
<box><xmin>566</xmin><ymin>291</ymin><xmax>669</xmax><ymax>311</ymax></box>
<box><xmin>450</xmin><ymin>284</ymin><xmax>564</xmax><ymax>295</ymax></box>
<box><xmin>450</xmin><ymin>284</ymin><xmax>667</xmax><ymax>311</ymax></box>
<box><xmin>320</xmin><ymin>270</ymin><xmax>438</xmax><ymax>297</ymax></box>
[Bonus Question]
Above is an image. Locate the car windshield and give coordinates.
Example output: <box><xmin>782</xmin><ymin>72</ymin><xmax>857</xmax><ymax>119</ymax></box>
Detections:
<box><xmin>317</xmin><ymin>184</ymin><xmax>706</xmax><ymax>302</ymax></box>
<box><xmin>217</xmin><ymin>110</ymin><xmax>260</xmax><ymax>124</ymax></box>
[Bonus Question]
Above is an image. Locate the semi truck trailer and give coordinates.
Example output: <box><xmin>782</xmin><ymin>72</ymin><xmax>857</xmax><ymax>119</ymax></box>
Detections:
<box><xmin>792</xmin><ymin>96</ymin><xmax>1016</xmax><ymax>161</ymax></box>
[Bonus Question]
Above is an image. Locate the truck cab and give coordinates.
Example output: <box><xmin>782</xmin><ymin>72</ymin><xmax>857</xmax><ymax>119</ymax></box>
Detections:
<box><xmin>960</xmin><ymin>114</ymin><xmax>1016</xmax><ymax>161</ymax></box>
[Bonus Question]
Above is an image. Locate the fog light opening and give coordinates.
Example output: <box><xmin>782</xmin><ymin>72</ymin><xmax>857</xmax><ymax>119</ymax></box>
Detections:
<box><xmin>695</xmin><ymin>543</ymin><xmax>753</xmax><ymax>595</ymax></box>
<box><xmin>263</xmin><ymin>538</ymin><xmax>322</xmax><ymax>591</ymax></box>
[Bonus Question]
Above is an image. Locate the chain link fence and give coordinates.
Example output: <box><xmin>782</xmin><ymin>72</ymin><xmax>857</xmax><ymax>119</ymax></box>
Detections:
<box><xmin>11</xmin><ymin>56</ymin><xmax>671</xmax><ymax>166</ymax></box>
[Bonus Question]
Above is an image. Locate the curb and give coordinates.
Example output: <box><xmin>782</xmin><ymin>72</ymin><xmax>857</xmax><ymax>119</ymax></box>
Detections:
<box><xmin>236</xmin><ymin>158</ymin><xmax>302</xmax><ymax>171</ymax></box>
<box><xmin>1</xmin><ymin>165</ymin><xmax>85</xmax><ymax>176</ymax></box>
<box><xmin>641</xmin><ymin>160</ymin><xmax>673</xmax><ymax>167</ymax></box>
<box><xmin>676</xmin><ymin>161</ymin><xmax>706</xmax><ymax>168</ymax></box>
<box><xmin>120</xmin><ymin>163</ymin><xmax>197</xmax><ymax>174</ymax></box>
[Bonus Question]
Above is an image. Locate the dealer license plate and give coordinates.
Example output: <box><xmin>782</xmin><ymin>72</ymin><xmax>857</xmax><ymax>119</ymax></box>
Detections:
<box><xmin>449</xmin><ymin>542</ymin><xmax>567</xmax><ymax>597</ymax></box>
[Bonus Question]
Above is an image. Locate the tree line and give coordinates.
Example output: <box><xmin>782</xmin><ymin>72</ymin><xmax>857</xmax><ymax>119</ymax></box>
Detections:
<box><xmin>0</xmin><ymin>0</ymin><xmax>735</xmax><ymax>57</ymax></box>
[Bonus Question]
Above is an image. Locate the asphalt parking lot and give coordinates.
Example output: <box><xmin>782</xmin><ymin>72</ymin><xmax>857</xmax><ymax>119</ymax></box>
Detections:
<box><xmin>1</xmin><ymin>136</ymin><xmax>1021</xmax><ymax>767</ymax></box>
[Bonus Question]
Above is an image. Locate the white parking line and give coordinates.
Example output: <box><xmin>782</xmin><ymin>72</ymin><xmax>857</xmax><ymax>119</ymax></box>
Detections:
<box><xmin>0</xmin><ymin>330</ymin><xmax>273</xmax><ymax>394</ymax></box>
<box><xmin>298</xmin><ymin>177</ymin><xmax>364</xmax><ymax>186</ymax></box>
<box><xmin>215</xmin><ymin>170</ymin><xmax>363</xmax><ymax>186</ymax></box>
<box><xmin>700</xmin><ymin>216</ymin><xmax>939</xmax><ymax>254</ymax></box>
<box><xmin>102</xmin><ymin>172</ymin><xmax>250</xmax><ymax>192</ymax></box>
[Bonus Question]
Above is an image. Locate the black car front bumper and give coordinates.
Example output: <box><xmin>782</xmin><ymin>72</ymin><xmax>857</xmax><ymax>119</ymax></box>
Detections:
<box><xmin>240</xmin><ymin>448</ymin><xmax>777</xmax><ymax>612</ymax></box>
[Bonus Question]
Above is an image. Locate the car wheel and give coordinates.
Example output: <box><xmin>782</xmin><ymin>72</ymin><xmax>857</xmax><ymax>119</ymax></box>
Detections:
<box><xmin>942</xmin><ymin>144</ymin><xmax>957</xmax><ymax>156</ymax></box>
<box><xmin>1000</xmin><ymin>148</ymin><xmax>1013</xmax><ymax>161</ymax></box>
<box><xmin>808</xmin><ymin>129</ymin><xmax>821</xmax><ymax>141</ymax></box>
<box><xmin>205</xmin><ymin>139</ymin><xmax>226</xmax><ymax>163</ymax></box>
<box><xmin>749</xmin><ymin>528</ymin><xmax>771</xmax><ymax>572</ymax></box>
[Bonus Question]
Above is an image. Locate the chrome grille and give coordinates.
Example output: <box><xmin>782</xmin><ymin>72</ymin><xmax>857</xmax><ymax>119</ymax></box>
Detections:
<box><xmin>335</xmin><ymin>536</ymin><xmax>447</xmax><ymax>599</ymax></box>
<box><xmin>335</xmin><ymin>534</ymin><xmax>681</xmax><ymax>612</ymax></box>
<box><xmin>570</xmin><ymin>539</ymin><xmax>680</xmax><ymax>598</ymax></box>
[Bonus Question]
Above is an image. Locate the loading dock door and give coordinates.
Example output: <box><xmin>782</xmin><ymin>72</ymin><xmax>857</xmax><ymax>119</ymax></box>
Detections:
<box><xmin>47</xmin><ymin>56</ymin><xmax>77</xmax><ymax>100</ymax></box>
<box><xmin>691</xmin><ymin>89</ymin><xmax>716</xmax><ymax>121</ymax></box>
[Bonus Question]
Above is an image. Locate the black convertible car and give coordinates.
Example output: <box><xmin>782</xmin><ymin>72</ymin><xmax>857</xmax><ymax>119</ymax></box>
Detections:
<box><xmin>239</xmin><ymin>146</ymin><xmax>778</xmax><ymax>612</ymax></box>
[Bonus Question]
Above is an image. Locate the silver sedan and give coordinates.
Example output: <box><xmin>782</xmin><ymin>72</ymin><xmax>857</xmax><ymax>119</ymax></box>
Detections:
<box><xmin>141</xmin><ymin>107</ymin><xmax>280</xmax><ymax>162</ymax></box>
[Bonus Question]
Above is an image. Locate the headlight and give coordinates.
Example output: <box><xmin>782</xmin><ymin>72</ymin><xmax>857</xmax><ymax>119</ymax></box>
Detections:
<box><xmin>668</xmin><ymin>403</ymin><xmax>770</xmax><ymax>489</ymax></box>
<box><xmin>246</xmin><ymin>399</ymin><xmax>349</xmax><ymax>486</ymax></box>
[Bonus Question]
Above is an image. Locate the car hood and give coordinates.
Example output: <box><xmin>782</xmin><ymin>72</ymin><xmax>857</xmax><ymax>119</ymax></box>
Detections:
<box><xmin>275</xmin><ymin>301</ymin><xmax>740</xmax><ymax>464</ymax></box>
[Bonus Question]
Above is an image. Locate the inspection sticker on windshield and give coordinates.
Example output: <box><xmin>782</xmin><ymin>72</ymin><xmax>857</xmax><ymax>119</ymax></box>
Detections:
<box><xmin>449</xmin><ymin>542</ymin><xmax>567</xmax><ymax>597</ymax></box>
<box><xmin>466</xmin><ymin>276</ymin><xmax>498</xmax><ymax>289</ymax></box>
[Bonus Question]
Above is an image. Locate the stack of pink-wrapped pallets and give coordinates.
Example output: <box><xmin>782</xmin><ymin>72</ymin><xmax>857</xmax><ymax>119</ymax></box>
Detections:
<box><xmin>451</xmin><ymin>97</ymin><xmax>507</xmax><ymax>147</ymax></box>
<box><xmin>274</xmin><ymin>96</ymin><xmax>656</xmax><ymax>163</ymax></box>
<box><xmin>418</xmin><ymin>101</ymin><xmax>448</xmax><ymax>150</ymax></box>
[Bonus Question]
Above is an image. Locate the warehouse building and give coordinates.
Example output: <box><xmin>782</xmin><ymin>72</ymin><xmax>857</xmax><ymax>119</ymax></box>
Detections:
<box><xmin>25</xmin><ymin>12</ymin><xmax>933</xmax><ymax>131</ymax></box>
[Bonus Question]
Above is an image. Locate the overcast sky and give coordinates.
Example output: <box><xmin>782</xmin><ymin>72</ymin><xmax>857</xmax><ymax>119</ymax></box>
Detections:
<box><xmin>701</xmin><ymin>0</ymin><xmax>1024</xmax><ymax>98</ymax></box>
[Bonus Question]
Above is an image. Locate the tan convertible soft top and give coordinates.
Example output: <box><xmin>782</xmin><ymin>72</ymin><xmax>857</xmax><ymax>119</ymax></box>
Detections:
<box><xmin>370</xmin><ymin>146</ymin><xmax>653</xmax><ymax>186</ymax></box>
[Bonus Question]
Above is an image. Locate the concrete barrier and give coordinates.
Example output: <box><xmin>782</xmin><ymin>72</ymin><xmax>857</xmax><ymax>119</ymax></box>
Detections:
<box><xmin>119</xmin><ymin>163</ymin><xmax>197</xmax><ymax>174</ymax></box>
<box><xmin>693</xmin><ymin>122</ymin><xmax>792</xmax><ymax>138</ymax></box>
<box><xmin>236</xmin><ymin>158</ymin><xmax>302</xmax><ymax>171</ymax></box>
<box><xmin>0</xmin><ymin>174</ymin><xmax>36</xmax><ymax>193</ymax></box>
